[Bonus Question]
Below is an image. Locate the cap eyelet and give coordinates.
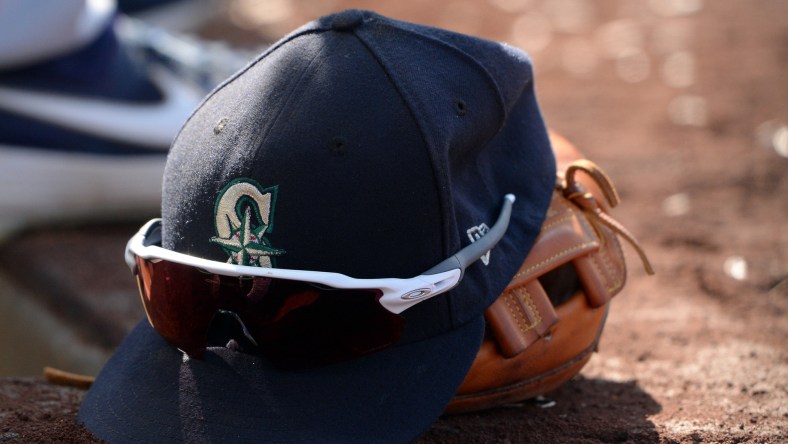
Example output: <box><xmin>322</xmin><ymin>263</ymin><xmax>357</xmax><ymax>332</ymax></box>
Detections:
<box><xmin>454</xmin><ymin>99</ymin><xmax>468</xmax><ymax>116</ymax></box>
<box><xmin>329</xmin><ymin>137</ymin><xmax>347</xmax><ymax>156</ymax></box>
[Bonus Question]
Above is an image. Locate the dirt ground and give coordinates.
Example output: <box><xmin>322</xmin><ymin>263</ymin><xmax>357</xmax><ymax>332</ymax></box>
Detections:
<box><xmin>0</xmin><ymin>0</ymin><xmax>786</xmax><ymax>442</ymax></box>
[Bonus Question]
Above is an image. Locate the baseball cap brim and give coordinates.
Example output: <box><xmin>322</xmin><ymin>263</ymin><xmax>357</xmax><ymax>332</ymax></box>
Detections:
<box><xmin>78</xmin><ymin>316</ymin><xmax>484</xmax><ymax>443</ymax></box>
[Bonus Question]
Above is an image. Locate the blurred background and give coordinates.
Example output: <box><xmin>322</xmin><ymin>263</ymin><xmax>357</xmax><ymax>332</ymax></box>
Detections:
<box><xmin>0</xmin><ymin>0</ymin><xmax>785</xmax><ymax>441</ymax></box>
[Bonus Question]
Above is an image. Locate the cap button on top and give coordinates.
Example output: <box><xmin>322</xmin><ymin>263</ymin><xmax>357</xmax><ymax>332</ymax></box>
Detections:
<box><xmin>329</xmin><ymin>10</ymin><xmax>366</xmax><ymax>31</ymax></box>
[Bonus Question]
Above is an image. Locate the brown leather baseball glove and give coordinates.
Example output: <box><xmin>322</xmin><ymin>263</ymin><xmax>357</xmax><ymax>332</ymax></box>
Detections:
<box><xmin>446</xmin><ymin>132</ymin><xmax>653</xmax><ymax>414</ymax></box>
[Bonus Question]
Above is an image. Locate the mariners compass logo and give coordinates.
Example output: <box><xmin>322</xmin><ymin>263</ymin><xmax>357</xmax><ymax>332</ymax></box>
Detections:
<box><xmin>210</xmin><ymin>178</ymin><xmax>285</xmax><ymax>267</ymax></box>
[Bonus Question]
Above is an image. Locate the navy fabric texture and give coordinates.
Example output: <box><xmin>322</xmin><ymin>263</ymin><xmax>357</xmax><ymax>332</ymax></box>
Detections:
<box><xmin>79</xmin><ymin>317</ymin><xmax>485</xmax><ymax>443</ymax></box>
<box><xmin>80</xmin><ymin>9</ymin><xmax>556</xmax><ymax>443</ymax></box>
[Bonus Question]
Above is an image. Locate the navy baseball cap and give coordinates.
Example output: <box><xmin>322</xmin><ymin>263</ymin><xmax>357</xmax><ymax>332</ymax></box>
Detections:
<box><xmin>79</xmin><ymin>9</ymin><xmax>555</xmax><ymax>443</ymax></box>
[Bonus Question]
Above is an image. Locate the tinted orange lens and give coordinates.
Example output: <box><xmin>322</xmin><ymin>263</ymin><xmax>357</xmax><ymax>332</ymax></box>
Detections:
<box><xmin>133</xmin><ymin>257</ymin><xmax>405</xmax><ymax>368</ymax></box>
<box><xmin>240</xmin><ymin>279</ymin><xmax>404</xmax><ymax>369</ymax></box>
<box><xmin>135</xmin><ymin>257</ymin><xmax>220</xmax><ymax>357</ymax></box>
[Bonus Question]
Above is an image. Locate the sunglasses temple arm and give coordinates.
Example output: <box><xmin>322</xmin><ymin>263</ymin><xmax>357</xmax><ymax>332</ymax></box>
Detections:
<box><xmin>125</xmin><ymin>219</ymin><xmax>163</xmax><ymax>271</ymax></box>
<box><xmin>124</xmin><ymin>237</ymin><xmax>140</xmax><ymax>271</ymax></box>
<box><xmin>422</xmin><ymin>194</ymin><xmax>515</xmax><ymax>277</ymax></box>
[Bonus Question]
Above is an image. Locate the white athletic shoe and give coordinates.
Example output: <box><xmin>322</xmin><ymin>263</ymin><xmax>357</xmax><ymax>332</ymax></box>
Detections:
<box><xmin>0</xmin><ymin>17</ymin><xmax>257</xmax><ymax>238</ymax></box>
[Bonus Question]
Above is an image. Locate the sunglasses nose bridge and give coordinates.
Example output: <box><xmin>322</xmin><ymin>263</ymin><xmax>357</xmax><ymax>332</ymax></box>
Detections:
<box><xmin>214</xmin><ymin>309</ymin><xmax>260</xmax><ymax>348</ymax></box>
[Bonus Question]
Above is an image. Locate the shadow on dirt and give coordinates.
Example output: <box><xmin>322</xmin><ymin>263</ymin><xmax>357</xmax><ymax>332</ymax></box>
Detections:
<box><xmin>421</xmin><ymin>376</ymin><xmax>661</xmax><ymax>443</ymax></box>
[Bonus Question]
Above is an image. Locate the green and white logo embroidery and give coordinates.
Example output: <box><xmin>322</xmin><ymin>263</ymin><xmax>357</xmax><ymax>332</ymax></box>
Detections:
<box><xmin>210</xmin><ymin>178</ymin><xmax>285</xmax><ymax>267</ymax></box>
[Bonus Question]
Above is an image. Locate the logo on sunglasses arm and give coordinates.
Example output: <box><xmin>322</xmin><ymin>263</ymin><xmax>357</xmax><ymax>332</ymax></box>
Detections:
<box><xmin>210</xmin><ymin>178</ymin><xmax>285</xmax><ymax>267</ymax></box>
<box><xmin>467</xmin><ymin>223</ymin><xmax>491</xmax><ymax>266</ymax></box>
